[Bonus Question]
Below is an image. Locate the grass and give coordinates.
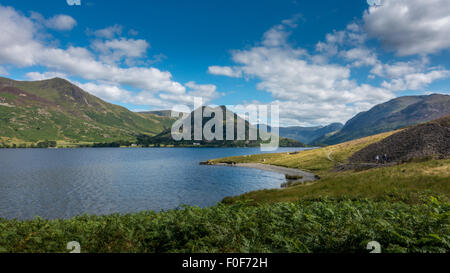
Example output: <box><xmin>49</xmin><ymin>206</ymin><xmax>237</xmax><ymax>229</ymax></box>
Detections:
<box><xmin>211</xmin><ymin>130</ymin><xmax>399</xmax><ymax>176</ymax></box>
<box><xmin>211</xmin><ymin>131</ymin><xmax>450</xmax><ymax>204</ymax></box>
<box><xmin>1</xmin><ymin>199</ymin><xmax>448</xmax><ymax>253</ymax></box>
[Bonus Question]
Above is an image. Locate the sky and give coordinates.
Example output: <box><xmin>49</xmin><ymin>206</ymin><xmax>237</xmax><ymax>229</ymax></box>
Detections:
<box><xmin>0</xmin><ymin>0</ymin><xmax>450</xmax><ymax>127</ymax></box>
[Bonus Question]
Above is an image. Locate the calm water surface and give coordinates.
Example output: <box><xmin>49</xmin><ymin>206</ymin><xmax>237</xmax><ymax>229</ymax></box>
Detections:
<box><xmin>0</xmin><ymin>148</ymin><xmax>307</xmax><ymax>220</ymax></box>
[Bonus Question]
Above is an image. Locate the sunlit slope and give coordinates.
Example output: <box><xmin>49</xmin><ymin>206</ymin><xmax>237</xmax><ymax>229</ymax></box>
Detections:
<box><xmin>0</xmin><ymin>77</ymin><xmax>175</xmax><ymax>144</ymax></box>
<box><xmin>211</xmin><ymin>130</ymin><xmax>449</xmax><ymax>204</ymax></box>
<box><xmin>315</xmin><ymin>94</ymin><xmax>450</xmax><ymax>145</ymax></box>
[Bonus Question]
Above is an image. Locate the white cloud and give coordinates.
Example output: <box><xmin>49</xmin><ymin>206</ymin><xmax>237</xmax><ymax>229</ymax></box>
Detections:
<box><xmin>209</xmin><ymin>20</ymin><xmax>395</xmax><ymax>126</ymax></box>
<box><xmin>75</xmin><ymin>81</ymin><xmax>133</xmax><ymax>102</ymax></box>
<box><xmin>30</xmin><ymin>12</ymin><xmax>77</xmax><ymax>31</ymax></box>
<box><xmin>0</xmin><ymin>6</ymin><xmax>41</xmax><ymax>67</ymax></box>
<box><xmin>87</xmin><ymin>24</ymin><xmax>123</xmax><ymax>39</ymax></box>
<box><xmin>364</xmin><ymin>0</ymin><xmax>450</xmax><ymax>56</ymax></box>
<box><xmin>45</xmin><ymin>14</ymin><xmax>77</xmax><ymax>31</ymax></box>
<box><xmin>25</xmin><ymin>71</ymin><xmax>67</xmax><ymax>81</ymax></box>
<box><xmin>208</xmin><ymin>66</ymin><xmax>242</xmax><ymax>78</ymax></box>
<box><xmin>382</xmin><ymin>70</ymin><xmax>450</xmax><ymax>91</ymax></box>
<box><xmin>0</xmin><ymin>5</ymin><xmax>186</xmax><ymax>96</ymax></box>
<box><xmin>313</xmin><ymin>18</ymin><xmax>450</xmax><ymax>95</ymax></box>
<box><xmin>68</xmin><ymin>80</ymin><xmax>220</xmax><ymax>110</ymax></box>
<box><xmin>185</xmin><ymin>81</ymin><xmax>220</xmax><ymax>101</ymax></box>
<box><xmin>340</xmin><ymin>48</ymin><xmax>378</xmax><ymax>67</ymax></box>
<box><xmin>91</xmin><ymin>38</ymin><xmax>150</xmax><ymax>65</ymax></box>
<box><xmin>369</xmin><ymin>57</ymin><xmax>450</xmax><ymax>91</ymax></box>
<box><xmin>0</xmin><ymin>5</ymin><xmax>224</xmax><ymax>110</ymax></box>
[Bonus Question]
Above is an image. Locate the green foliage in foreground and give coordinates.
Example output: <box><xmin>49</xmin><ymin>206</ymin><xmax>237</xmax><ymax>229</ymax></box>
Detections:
<box><xmin>0</xmin><ymin>199</ymin><xmax>448</xmax><ymax>253</ymax></box>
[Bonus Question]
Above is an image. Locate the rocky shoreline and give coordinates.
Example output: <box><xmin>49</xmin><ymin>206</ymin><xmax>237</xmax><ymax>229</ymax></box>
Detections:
<box><xmin>201</xmin><ymin>161</ymin><xmax>317</xmax><ymax>183</ymax></box>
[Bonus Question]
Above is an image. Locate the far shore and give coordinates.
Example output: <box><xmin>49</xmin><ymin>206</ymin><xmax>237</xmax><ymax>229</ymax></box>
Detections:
<box><xmin>0</xmin><ymin>145</ymin><xmax>310</xmax><ymax>150</ymax></box>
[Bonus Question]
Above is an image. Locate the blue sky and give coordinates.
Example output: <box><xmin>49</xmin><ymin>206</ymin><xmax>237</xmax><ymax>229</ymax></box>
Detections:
<box><xmin>0</xmin><ymin>0</ymin><xmax>449</xmax><ymax>126</ymax></box>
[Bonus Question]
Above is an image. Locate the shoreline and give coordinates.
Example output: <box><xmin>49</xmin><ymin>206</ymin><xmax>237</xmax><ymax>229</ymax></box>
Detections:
<box><xmin>0</xmin><ymin>146</ymin><xmax>309</xmax><ymax>150</ymax></box>
<box><xmin>207</xmin><ymin>162</ymin><xmax>318</xmax><ymax>182</ymax></box>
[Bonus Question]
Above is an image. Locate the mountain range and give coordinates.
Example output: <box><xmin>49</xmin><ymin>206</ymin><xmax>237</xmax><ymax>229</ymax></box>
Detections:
<box><xmin>314</xmin><ymin>94</ymin><xmax>450</xmax><ymax>145</ymax></box>
<box><xmin>276</xmin><ymin>123</ymin><xmax>344</xmax><ymax>145</ymax></box>
<box><xmin>137</xmin><ymin>106</ymin><xmax>304</xmax><ymax>147</ymax></box>
<box><xmin>1</xmin><ymin>76</ymin><xmax>449</xmax><ymax>147</ymax></box>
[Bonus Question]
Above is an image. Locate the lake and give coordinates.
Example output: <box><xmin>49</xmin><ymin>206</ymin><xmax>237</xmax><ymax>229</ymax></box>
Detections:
<box><xmin>0</xmin><ymin>147</ymin><xmax>307</xmax><ymax>220</ymax></box>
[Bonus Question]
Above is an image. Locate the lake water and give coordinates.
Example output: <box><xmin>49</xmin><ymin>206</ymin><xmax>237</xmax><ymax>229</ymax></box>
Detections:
<box><xmin>0</xmin><ymin>147</ymin><xmax>307</xmax><ymax>220</ymax></box>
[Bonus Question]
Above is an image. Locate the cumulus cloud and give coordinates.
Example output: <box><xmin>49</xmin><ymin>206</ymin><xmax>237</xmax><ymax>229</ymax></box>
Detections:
<box><xmin>382</xmin><ymin>70</ymin><xmax>450</xmax><ymax>91</ymax></box>
<box><xmin>0</xmin><ymin>5</ymin><xmax>223</xmax><ymax>110</ymax></box>
<box><xmin>185</xmin><ymin>81</ymin><xmax>220</xmax><ymax>101</ymax></box>
<box><xmin>208</xmin><ymin>66</ymin><xmax>242</xmax><ymax>78</ymax></box>
<box><xmin>30</xmin><ymin>12</ymin><xmax>77</xmax><ymax>31</ymax></box>
<box><xmin>209</xmin><ymin>20</ymin><xmax>395</xmax><ymax>126</ymax></box>
<box><xmin>87</xmin><ymin>24</ymin><xmax>123</xmax><ymax>39</ymax></box>
<box><xmin>75</xmin><ymin>81</ymin><xmax>134</xmax><ymax>102</ymax></box>
<box><xmin>25</xmin><ymin>71</ymin><xmax>67</xmax><ymax>81</ymax></box>
<box><xmin>340</xmin><ymin>48</ymin><xmax>378</xmax><ymax>67</ymax></box>
<box><xmin>73</xmin><ymin>80</ymin><xmax>220</xmax><ymax>109</ymax></box>
<box><xmin>45</xmin><ymin>14</ymin><xmax>77</xmax><ymax>31</ymax></box>
<box><xmin>0</xmin><ymin>5</ymin><xmax>186</xmax><ymax>95</ymax></box>
<box><xmin>91</xmin><ymin>38</ymin><xmax>150</xmax><ymax>65</ymax></box>
<box><xmin>364</xmin><ymin>0</ymin><xmax>450</xmax><ymax>56</ymax></box>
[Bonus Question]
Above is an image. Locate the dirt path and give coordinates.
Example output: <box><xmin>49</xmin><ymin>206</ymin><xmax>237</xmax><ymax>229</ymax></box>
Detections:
<box><xmin>211</xmin><ymin>163</ymin><xmax>317</xmax><ymax>183</ymax></box>
<box><xmin>327</xmin><ymin>150</ymin><xmax>335</xmax><ymax>162</ymax></box>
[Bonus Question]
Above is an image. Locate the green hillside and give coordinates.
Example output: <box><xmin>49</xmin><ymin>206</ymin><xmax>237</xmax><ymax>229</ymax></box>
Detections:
<box><xmin>209</xmin><ymin>123</ymin><xmax>449</xmax><ymax>204</ymax></box>
<box><xmin>137</xmin><ymin>106</ymin><xmax>305</xmax><ymax>147</ymax></box>
<box><xmin>0</xmin><ymin>77</ymin><xmax>175</xmax><ymax>146</ymax></box>
<box><xmin>315</xmin><ymin>94</ymin><xmax>450</xmax><ymax>145</ymax></box>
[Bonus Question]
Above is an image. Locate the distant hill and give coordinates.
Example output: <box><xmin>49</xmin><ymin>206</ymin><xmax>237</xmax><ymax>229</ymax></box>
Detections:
<box><xmin>350</xmin><ymin>115</ymin><xmax>450</xmax><ymax>163</ymax></box>
<box><xmin>314</xmin><ymin>94</ymin><xmax>450</xmax><ymax>145</ymax></box>
<box><xmin>138</xmin><ymin>106</ymin><xmax>305</xmax><ymax>147</ymax></box>
<box><xmin>0</xmin><ymin>77</ymin><xmax>175</xmax><ymax>144</ymax></box>
<box><xmin>140</xmin><ymin>110</ymin><xmax>187</xmax><ymax>118</ymax></box>
<box><xmin>278</xmin><ymin>123</ymin><xmax>343</xmax><ymax>144</ymax></box>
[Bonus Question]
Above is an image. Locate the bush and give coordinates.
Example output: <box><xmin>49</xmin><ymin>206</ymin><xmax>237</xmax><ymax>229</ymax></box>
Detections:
<box><xmin>285</xmin><ymin>174</ymin><xmax>303</xmax><ymax>180</ymax></box>
<box><xmin>36</xmin><ymin>140</ymin><xmax>57</xmax><ymax>148</ymax></box>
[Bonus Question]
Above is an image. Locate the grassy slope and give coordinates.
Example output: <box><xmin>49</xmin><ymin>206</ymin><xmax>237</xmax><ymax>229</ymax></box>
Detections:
<box><xmin>211</xmin><ymin>131</ymin><xmax>450</xmax><ymax>204</ymax></box>
<box><xmin>0</xmin><ymin>77</ymin><xmax>175</xmax><ymax>145</ymax></box>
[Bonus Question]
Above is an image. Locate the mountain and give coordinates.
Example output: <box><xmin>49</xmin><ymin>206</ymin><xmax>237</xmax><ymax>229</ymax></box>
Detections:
<box><xmin>137</xmin><ymin>106</ymin><xmax>305</xmax><ymax>147</ymax></box>
<box><xmin>0</xmin><ymin>77</ymin><xmax>175</xmax><ymax>145</ymax></box>
<box><xmin>278</xmin><ymin>123</ymin><xmax>343</xmax><ymax>144</ymax></box>
<box><xmin>350</xmin><ymin>115</ymin><xmax>450</xmax><ymax>163</ymax></box>
<box><xmin>314</xmin><ymin>94</ymin><xmax>450</xmax><ymax>145</ymax></box>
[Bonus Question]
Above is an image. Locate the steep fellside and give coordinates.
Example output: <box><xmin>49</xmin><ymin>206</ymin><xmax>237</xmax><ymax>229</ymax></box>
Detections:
<box><xmin>137</xmin><ymin>106</ymin><xmax>305</xmax><ymax>147</ymax></box>
<box><xmin>0</xmin><ymin>77</ymin><xmax>175</xmax><ymax>144</ymax></box>
<box><xmin>315</xmin><ymin>94</ymin><xmax>450</xmax><ymax>145</ymax></box>
<box><xmin>350</xmin><ymin>115</ymin><xmax>450</xmax><ymax>163</ymax></box>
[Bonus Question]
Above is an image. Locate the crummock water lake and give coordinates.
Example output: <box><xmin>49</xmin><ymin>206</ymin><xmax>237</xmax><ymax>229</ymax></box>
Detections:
<box><xmin>0</xmin><ymin>147</ymin><xmax>307</xmax><ymax>220</ymax></box>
